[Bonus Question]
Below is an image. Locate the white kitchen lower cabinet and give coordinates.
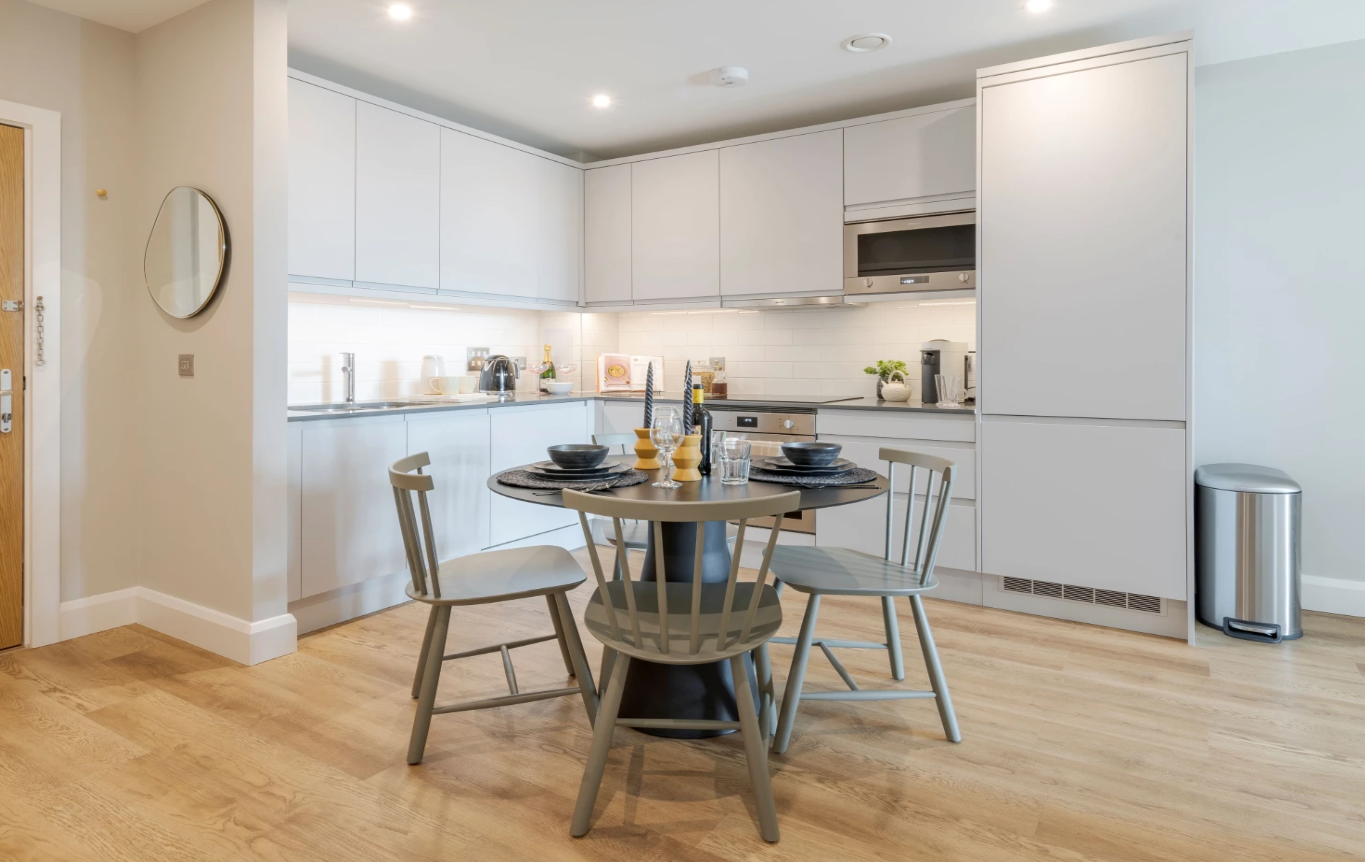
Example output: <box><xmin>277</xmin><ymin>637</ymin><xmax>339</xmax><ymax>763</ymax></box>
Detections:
<box><xmin>816</xmin><ymin>495</ymin><xmax>976</xmax><ymax>574</ymax></box>
<box><xmin>300</xmin><ymin>415</ymin><xmax>409</xmax><ymax>598</ymax></box>
<box><xmin>821</xmin><ymin>434</ymin><xmax>975</xmax><ymax>500</ymax></box>
<box><xmin>406</xmin><ymin>410</ymin><xmax>492</xmax><ymax>560</ymax></box>
<box><xmin>488</xmin><ymin>402</ymin><xmax>588</xmax><ymax>547</ymax></box>
<box><xmin>980</xmin><ymin>419</ymin><xmax>1187</xmax><ymax>600</ymax></box>
<box><xmin>598</xmin><ymin>399</ymin><xmax>645</xmax><ymax>438</ymax></box>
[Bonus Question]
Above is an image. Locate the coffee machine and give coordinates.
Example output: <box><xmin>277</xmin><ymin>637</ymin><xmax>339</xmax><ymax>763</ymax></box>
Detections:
<box><xmin>920</xmin><ymin>340</ymin><xmax>971</xmax><ymax>403</ymax></box>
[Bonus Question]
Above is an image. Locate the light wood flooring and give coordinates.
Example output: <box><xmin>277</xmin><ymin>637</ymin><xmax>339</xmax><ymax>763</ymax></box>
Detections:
<box><xmin>1</xmin><ymin>548</ymin><xmax>1363</xmax><ymax>861</ymax></box>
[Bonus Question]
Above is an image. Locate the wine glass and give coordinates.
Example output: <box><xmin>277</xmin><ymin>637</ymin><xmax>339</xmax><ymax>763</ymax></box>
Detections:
<box><xmin>650</xmin><ymin>408</ymin><xmax>684</xmax><ymax>489</ymax></box>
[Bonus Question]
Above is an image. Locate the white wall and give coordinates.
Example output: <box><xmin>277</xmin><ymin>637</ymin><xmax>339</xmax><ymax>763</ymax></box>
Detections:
<box><xmin>133</xmin><ymin>0</ymin><xmax>288</xmax><ymax>624</ymax></box>
<box><xmin>616</xmin><ymin>300</ymin><xmax>976</xmax><ymax>399</ymax></box>
<box><xmin>0</xmin><ymin>0</ymin><xmax>139</xmax><ymax>602</ymax></box>
<box><xmin>1195</xmin><ymin>38</ymin><xmax>1365</xmax><ymax>606</ymax></box>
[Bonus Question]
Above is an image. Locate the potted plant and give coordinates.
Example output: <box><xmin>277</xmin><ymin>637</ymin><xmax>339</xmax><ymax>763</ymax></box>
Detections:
<box><xmin>864</xmin><ymin>359</ymin><xmax>909</xmax><ymax>400</ymax></box>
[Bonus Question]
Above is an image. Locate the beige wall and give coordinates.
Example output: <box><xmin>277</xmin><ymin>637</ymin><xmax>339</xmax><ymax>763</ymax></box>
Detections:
<box><xmin>133</xmin><ymin>0</ymin><xmax>287</xmax><ymax>622</ymax></box>
<box><xmin>0</xmin><ymin>0</ymin><xmax>138</xmax><ymax>602</ymax></box>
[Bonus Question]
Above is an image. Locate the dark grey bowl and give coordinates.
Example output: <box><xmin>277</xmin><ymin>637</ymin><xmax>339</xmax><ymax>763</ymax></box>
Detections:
<box><xmin>547</xmin><ymin>444</ymin><xmax>609</xmax><ymax>469</ymax></box>
<box><xmin>782</xmin><ymin>441</ymin><xmax>843</xmax><ymax>467</ymax></box>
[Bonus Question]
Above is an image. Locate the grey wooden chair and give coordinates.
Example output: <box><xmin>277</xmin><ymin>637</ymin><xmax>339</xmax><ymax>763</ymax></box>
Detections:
<box><xmin>391</xmin><ymin>453</ymin><xmax>599</xmax><ymax>766</ymax></box>
<box><xmin>563</xmin><ymin>488</ymin><xmax>803</xmax><ymax>843</ymax></box>
<box><xmin>769</xmin><ymin>448</ymin><xmax>961</xmax><ymax>755</ymax></box>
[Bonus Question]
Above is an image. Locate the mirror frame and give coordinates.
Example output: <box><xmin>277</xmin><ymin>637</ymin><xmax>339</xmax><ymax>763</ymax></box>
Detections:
<box><xmin>143</xmin><ymin>186</ymin><xmax>229</xmax><ymax>319</ymax></box>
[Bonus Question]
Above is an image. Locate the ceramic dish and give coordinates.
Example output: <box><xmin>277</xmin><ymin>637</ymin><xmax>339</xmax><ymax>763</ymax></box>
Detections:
<box><xmin>780</xmin><ymin>441</ymin><xmax>843</xmax><ymax>466</ymax></box>
<box><xmin>527</xmin><ymin>459</ymin><xmax>630</xmax><ymax>478</ymax></box>
<box><xmin>546</xmin><ymin>443</ymin><xmax>609</xmax><ymax>469</ymax></box>
<box><xmin>758</xmin><ymin>457</ymin><xmax>856</xmax><ymax>475</ymax></box>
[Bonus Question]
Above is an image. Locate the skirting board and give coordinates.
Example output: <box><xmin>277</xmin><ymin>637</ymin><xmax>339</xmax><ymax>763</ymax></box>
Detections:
<box><xmin>1303</xmin><ymin>575</ymin><xmax>1365</xmax><ymax>618</ymax></box>
<box><xmin>290</xmin><ymin>523</ymin><xmax>590</xmax><ymax>635</ymax></box>
<box><xmin>60</xmin><ymin>587</ymin><xmax>297</xmax><ymax>665</ymax></box>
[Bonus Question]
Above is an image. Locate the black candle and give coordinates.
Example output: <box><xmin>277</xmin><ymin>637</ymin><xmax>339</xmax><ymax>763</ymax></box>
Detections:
<box><xmin>642</xmin><ymin>362</ymin><xmax>655</xmax><ymax>427</ymax></box>
<box><xmin>681</xmin><ymin>360</ymin><xmax>693</xmax><ymax>431</ymax></box>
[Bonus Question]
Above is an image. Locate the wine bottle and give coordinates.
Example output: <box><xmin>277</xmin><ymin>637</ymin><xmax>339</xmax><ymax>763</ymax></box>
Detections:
<box><xmin>692</xmin><ymin>384</ymin><xmax>713</xmax><ymax>476</ymax></box>
<box><xmin>539</xmin><ymin>344</ymin><xmax>556</xmax><ymax>393</ymax></box>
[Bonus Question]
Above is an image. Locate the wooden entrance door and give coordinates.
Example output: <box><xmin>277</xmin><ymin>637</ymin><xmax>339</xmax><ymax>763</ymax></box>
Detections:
<box><xmin>0</xmin><ymin>123</ymin><xmax>23</xmax><ymax>649</ymax></box>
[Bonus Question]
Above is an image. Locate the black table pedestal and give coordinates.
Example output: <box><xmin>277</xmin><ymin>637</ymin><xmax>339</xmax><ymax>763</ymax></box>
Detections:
<box><xmin>615</xmin><ymin>519</ymin><xmax>758</xmax><ymax>738</ymax></box>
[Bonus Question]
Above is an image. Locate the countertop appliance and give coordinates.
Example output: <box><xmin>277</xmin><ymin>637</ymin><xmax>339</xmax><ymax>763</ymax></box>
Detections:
<box><xmin>478</xmin><ymin>354</ymin><xmax>518</xmax><ymax>399</ymax></box>
<box><xmin>709</xmin><ymin>405</ymin><xmax>818</xmax><ymax>534</ymax></box>
<box><xmin>844</xmin><ymin>210</ymin><xmax>976</xmax><ymax>296</ymax></box>
<box><xmin>921</xmin><ymin>340</ymin><xmax>970</xmax><ymax>404</ymax></box>
<box><xmin>965</xmin><ymin>352</ymin><xmax>977</xmax><ymax>402</ymax></box>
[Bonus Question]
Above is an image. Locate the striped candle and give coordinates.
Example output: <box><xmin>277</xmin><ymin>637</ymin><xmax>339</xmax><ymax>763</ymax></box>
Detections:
<box><xmin>681</xmin><ymin>360</ymin><xmax>694</xmax><ymax>431</ymax></box>
<box><xmin>643</xmin><ymin>362</ymin><xmax>655</xmax><ymax>427</ymax></box>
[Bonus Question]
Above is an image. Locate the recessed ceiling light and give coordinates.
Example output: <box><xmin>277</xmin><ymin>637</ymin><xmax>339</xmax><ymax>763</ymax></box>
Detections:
<box><xmin>388</xmin><ymin>3</ymin><xmax>413</xmax><ymax>21</ymax></box>
<box><xmin>591</xmin><ymin>94</ymin><xmax>612</xmax><ymax>109</ymax></box>
<box><xmin>1025</xmin><ymin>0</ymin><xmax>1053</xmax><ymax>12</ymax></box>
<box><xmin>842</xmin><ymin>33</ymin><xmax>893</xmax><ymax>53</ymax></box>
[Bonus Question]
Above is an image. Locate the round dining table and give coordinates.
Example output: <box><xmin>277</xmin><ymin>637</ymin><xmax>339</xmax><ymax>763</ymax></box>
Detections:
<box><xmin>488</xmin><ymin>463</ymin><xmax>889</xmax><ymax>738</ymax></box>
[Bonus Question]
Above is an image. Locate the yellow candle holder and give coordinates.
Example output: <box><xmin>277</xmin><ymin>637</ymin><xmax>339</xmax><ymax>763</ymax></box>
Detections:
<box><xmin>671</xmin><ymin>434</ymin><xmax>703</xmax><ymax>482</ymax></box>
<box><xmin>633</xmin><ymin>428</ymin><xmax>661</xmax><ymax>470</ymax></box>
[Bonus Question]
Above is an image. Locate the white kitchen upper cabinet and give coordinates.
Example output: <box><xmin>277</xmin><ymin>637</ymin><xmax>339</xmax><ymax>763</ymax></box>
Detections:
<box><xmin>583</xmin><ymin>164</ymin><xmax>632</xmax><ymax>304</ymax></box>
<box><xmin>631</xmin><ymin>150</ymin><xmax>720</xmax><ymax>301</ymax></box>
<box><xmin>440</xmin><ymin>129</ymin><xmax>539</xmax><ymax>298</ymax></box>
<box><xmin>844</xmin><ymin>105</ymin><xmax>976</xmax><ymax>208</ymax></box>
<box><xmin>300</xmin><ymin>416</ymin><xmax>409</xmax><ymax>598</ymax></box>
<box><xmin>406</xmin><ymin>410</ymin><xmax>493</xmax><ymax>559</ymax></box>
<box><xmin>979</xmin><ymin>52</ymin><xmax>1188</xmax><ymax>421</ymax></box>
<box><xmin>287</xmin><ymin>79</ymin><xmax>355</xmax><ymax>282</ymax></box>
<box><xmin>355</xmin><ymin>102</ymin><xmax>440</xmax><ymax>290</ymax></box>
<box><xmin>488</xmin><ymin>402</ymin><xmax>587</xmax><ymax>547</ymax></box>
<box><xmin>537</xmin><ymin>158</ymin><xmax>582</xmax><ymax>303</ymax></box>
<box><xmin>980</xmin><ymin>420</ymin><xmax>1187</xmax><ymax>599</ymax></box>
<box><xmin>720</xmin><ymin>130</ymin><xmax>843</xmax><ymax>297</ymax></box>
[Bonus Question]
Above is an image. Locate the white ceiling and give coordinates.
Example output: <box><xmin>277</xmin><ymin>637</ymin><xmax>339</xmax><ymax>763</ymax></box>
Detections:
<box><xmin>286</xmin><ymin>0</ymin><xmax>1365</xmax><ymax>160</ymax></box>
<box><xmin>32</xmin><ymin>0</ymin><xmax>1365</xmax><ymax>159</ymax></box>
<box><xmin>26</xmin><ymin>0</ymin><xmax>209</xmax><ymax>32</ymax></box>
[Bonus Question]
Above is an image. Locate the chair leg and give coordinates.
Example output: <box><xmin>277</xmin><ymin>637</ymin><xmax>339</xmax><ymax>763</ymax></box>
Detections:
<box><xmin>411</xmin><ymin>604</ymin><xmax>439</xmax><ymax>699</ymax></box>
<box><xmin>910</xmin><ymin>594</ymin><xmax>961</xmax><ymax>743</ymax></box>
<box><xmin>545</xmin><ymin>594</ymin><xmax>577</xmax><ymax>678</ymax></box>
<box><xmin>598</xmin><ymin>647</ymin><xmax>617</xmax><ymax>698</ymax></box>
<box><xmin>881</xmin><ymin>595</ymin><xmax>906</xmax><ymax>681</ymax></box>
<box><xmin>408</xmin><ymin>605</ymin><xmax>451</xmax><ymax>765</ymax></box>
<box><xmin>552</xmin><ymin>591</ymin><xmax>598</xmax><ymax>725</ymax></box>
<box><xmin>754</xmin><ymin>643</ymin><xmax>775</xmax><ymax>742</ymax></box>
<box><xmin>571</xmin><ymin>653</ymin><xmax>630</xmax><ymax>837</ymax></box>
<box><xmin>731</xmin><ymin>654</ymin><xmax>780</xmax><ymax>843</ymax></box>
<box><xmin>772</xmin><ymin>593</ymin><xmax>821</xmax><ymax>755</ymax></box>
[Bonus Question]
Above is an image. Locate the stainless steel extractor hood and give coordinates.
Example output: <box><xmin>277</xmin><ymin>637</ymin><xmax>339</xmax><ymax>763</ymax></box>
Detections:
<box><xmin>722</xmin><ymin>295</ymin><xmax>865</xmax><ymax>310</ymax></box>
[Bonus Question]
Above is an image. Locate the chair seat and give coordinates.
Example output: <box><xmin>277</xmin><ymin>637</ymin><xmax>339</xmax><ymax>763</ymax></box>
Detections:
<box><xmin>406</xmin><ymin>545</ymin><xmax>586</xmax><ymax>606</ymax></box>
<box><xmin>591</xmin><ymin>518</ymin><xmax>740</xmax><ymax>551</ymax></box>
<box><xmin>584</xmin><ymin>581</ymin><xmax>782</xmax><ymax>664</ymax></box>
<box><xmin>770</xmin><ymin>546</ymin><xmax>940</xmax><ymax>597</ymax></box>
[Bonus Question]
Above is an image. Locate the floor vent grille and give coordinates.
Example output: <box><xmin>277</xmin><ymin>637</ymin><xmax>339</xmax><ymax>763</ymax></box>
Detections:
<box><xmin>1000</xmin><ymin>577</ymin><xmax>1163</xmax><ymax>614</ymax></box>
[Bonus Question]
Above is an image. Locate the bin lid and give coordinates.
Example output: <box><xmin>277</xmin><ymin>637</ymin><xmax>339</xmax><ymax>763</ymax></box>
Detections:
<box><xmin>1195</xmin><ymin>463</ymin><xmax>1301</xmax><ymax>494</ymax></box>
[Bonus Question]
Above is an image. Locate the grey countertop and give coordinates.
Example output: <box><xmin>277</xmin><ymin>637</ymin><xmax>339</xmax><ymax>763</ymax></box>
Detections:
<box><xmin>287</xmin><ymin>392</ymin><xmax>976</xmax><ymax>422</ymax></box>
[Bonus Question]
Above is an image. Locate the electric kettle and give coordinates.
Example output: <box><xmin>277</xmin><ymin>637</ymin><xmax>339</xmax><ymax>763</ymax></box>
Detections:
<box><xmin>479</xmin><ymin>354</ymin><xmax>518</xmax><ymax>398</ymax></box>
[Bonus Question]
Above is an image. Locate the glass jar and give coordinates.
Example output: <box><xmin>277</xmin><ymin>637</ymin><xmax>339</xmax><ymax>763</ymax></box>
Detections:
<box><xmin>710</xmin><ymin>356</ymin><xmax>728</xmax><ymax>399</ymax></box>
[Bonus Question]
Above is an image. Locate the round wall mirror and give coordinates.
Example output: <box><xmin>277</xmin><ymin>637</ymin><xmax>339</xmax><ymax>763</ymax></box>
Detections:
<box><xmin>144</xmin><ymin>186</ymin><xmax>228</xmax><ymax>318</ymax></box>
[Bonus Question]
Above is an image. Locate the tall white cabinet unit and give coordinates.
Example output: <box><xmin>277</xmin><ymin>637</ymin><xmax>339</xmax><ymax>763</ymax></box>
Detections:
<box><xmin>976</xmin><ymin>35</ymin><xmax>1192</xmax><ymax>634</ymax></box>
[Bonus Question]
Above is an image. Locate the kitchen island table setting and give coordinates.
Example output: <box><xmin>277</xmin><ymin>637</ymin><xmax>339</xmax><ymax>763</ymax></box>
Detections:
<box><xmin>489</xmin><ymin>455</ymin><xmax>890</xmax><ymax>739</ymax></box>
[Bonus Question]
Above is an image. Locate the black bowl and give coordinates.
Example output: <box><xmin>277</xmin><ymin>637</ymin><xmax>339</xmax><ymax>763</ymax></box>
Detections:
<box><xmin>781</xmin><ymin>441</ymin><xmax>843</xmax><ymax>467</ymax></box>
<box><xmin>547</xmin><ymin>444</ymin><xmax>609</xmax><ymax>469</ymax></box>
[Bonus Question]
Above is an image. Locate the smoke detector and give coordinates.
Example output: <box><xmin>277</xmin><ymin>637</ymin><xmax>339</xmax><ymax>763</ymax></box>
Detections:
<box><xmin>842</xmin><ymin>33</ymin><xmax>893</xmax><ymax>53</ymax></box>
<box><xmin>711</xmin><ymin>66</ymin><xmax>750</xmax><ymax>88</ymax></box>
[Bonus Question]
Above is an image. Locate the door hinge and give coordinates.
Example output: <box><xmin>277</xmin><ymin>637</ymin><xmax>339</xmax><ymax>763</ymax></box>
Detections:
<box><xmin>1</xmin><ymin>300</ymin><xmax>21</xmax><ymax>312</ymax></box>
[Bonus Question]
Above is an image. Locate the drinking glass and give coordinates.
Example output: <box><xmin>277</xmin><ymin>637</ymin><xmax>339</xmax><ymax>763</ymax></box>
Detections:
<box><xmin>650</xmin><ymin>408</ymin><xmax>685</xmax><ymax>489</ymax></box>
<box><xmin>717</xmin><ymin>437</ymin><xmax>752</xmax><ymax>486</ymax></box>
<box><xmin>934</xmin><ymin>374</ymin><xmax>964</xmax><ymax>407</ymax></box>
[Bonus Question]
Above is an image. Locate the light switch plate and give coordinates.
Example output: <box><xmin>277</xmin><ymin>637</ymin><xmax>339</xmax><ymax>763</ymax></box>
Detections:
<box><xmin>466</xmin><ymin>347</ymin><xmax>490</xmax><ymax>372</ymax></box>
<box><xmin>512</xmin><ymin>356</ymin><xmax>526</xmax><ymax>371</ymax></box>
<box><xmin>178</xmin><ymin>354</ymin><xmax>194</xmax><ymax>377</ymax></box>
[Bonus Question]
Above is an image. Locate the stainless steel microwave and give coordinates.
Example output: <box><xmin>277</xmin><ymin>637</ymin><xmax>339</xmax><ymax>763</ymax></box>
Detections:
<box><xmin>844</xmin><ymin>211</ymin><xmax>976</xmax><ymax>295</ymax></box>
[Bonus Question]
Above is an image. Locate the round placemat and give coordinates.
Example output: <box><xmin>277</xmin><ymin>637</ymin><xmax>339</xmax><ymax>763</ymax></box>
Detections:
<box><xmin>495</xmin><ymin>468</ymin><xmax>650</xmax><ymax>491</ymax></box>
<box><xmin>748</xmin><ymin>466</ymin><xmax>880</xmax><ymax>487</ymax></box>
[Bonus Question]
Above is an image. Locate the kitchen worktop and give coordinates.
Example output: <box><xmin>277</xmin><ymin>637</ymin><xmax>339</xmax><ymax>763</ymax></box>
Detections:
<box><xmin>287</xmin><ymin>392</ymin><xmax>976</xmax><ymax>422</ymax></box>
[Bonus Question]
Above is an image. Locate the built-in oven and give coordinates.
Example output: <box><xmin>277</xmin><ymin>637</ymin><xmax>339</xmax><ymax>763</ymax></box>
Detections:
<box><xmin>844</xmin><ymin>210</ymin><xmax>976</xmax><ymax>295</ymax></box>
<box><xmin>709</xmin><ymin>406</ymin><xmax>817</xmax><ymax>535</ymax></box>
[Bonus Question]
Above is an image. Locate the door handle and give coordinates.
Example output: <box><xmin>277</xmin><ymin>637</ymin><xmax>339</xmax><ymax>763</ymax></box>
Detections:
<box><xmin>0</xmin><ymin>369</ymin><xmax>10</xmax><ymax>434</ymax></box>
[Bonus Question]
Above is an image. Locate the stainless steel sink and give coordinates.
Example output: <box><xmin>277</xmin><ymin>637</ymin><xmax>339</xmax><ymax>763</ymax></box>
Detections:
<box><xmin>291</xmin><ymin>401</ymin><xmax>424</xmax><ymax>413</ymax></box>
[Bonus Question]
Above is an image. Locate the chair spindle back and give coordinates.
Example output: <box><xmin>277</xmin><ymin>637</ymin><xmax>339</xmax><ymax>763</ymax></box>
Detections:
<box><xmin>880</xmin><ymin>448</ymin><xmax>955</xmax><ymax>584</ymax></box>
<box><xmin>390</xmin><ymin>452</ymin><xmax>442</xmax><ymax>599</ymax></box>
